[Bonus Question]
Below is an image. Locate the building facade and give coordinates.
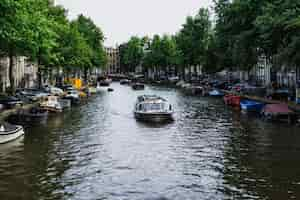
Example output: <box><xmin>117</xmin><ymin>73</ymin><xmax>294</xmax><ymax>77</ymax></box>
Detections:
<box><xmin>105</xmin><ymin>47</ymin><xmax>120</xmax><ymax>74</ymax></box>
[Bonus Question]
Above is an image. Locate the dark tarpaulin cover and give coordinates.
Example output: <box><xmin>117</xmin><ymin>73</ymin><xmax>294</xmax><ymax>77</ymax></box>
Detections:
<box><xmin>263</xmin><ymin>104</ymin><xmax>293</xmax><ymax>114</ymax></box>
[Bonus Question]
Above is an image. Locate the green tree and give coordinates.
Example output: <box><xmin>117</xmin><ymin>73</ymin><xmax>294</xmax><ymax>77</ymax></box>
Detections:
<box><xmin>0</xmin><ymin>0</ymin><xmax>41</xmax><ymax>93</ymax></box>
<box><xmin>122</xmin><ymin>36</ymin><xmax>144</xmax><ymax>73</ymax></box>
<box><xmin>60</xmin><ymin>23</ymin><xmax>92</xmax><ymax>77</ymax></box>
<box><xmin>176</xmin><ymin>8</ymin><xmax>212</xmax><ymax>79</ymax></box>
<box><xmin>29</xmin><ymin>0</ymin><xmax>58</xmax><ymax>87</ymax></box>
<box><xmin>255</xmin><ymin>0</ymin><xmax>300</xmax><ymax>68</ymax></box>
<box><xmin>72</xmin><ymin>15</ymin><xmax>107</xmax><ymax>81</ymax></box>
<box><xmin>214</xmin><ymin>0</ymin><xmax>264</xmax><ymax>72</ymax></box>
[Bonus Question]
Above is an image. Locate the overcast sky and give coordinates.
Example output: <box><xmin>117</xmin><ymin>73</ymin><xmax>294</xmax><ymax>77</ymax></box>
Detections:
<box><xmin>56</xmin><ymin>0</ymin><xmax>213</xmax><ymax>47</ymax></box>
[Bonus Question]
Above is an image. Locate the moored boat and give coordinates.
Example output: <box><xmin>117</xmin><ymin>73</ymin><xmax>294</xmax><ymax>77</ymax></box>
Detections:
<box><xmin>88</xmin><ymin>87</ymin><xmax>97</xmax><ymax>94</ymax></box>
<box><xmin>134</xmin><ymin>95</ymin><xmax>174</xmax><ymax>122</ymax></box>
<box><xmin>107</xmin><ymin>88</ymin><xmax>114</xmax><ymax>92</ymax></box>
<box><xmin>0</xmin><ymin>123</ymin><xmax>24</xmax><ymax>144</ymax></box>
<box><xmin>40</xmin><ymin>96</ymin><xmax>63</xmax><ymax>113</ymax></box>
<box><xmin>209</xmin><ymin>89</ymin><xmax>224</xmax><ymax>97</ymax></box>
<box><xmin>96</xmin><ymin>85</ymin><xmax>106</xmax><ymax>93</ymax></box>
<box><xmin>132</xmin><ymin>83</ymin><xmax>145</xmax><ymax>90</ymax></box>
<box><xmin>240</xmin><ymin>100</ymin><xmax>264</xmax><ymax>112</ymax></box>
<box><xmin>261</xmin><ymin>104</ymin><xmax>298</xmax><ymax>124</ymax></box>
<box><xmin>120</xmin><ymin>79</ymin><xmax>131</xmax><ymax>85</ymax></box>
<box><xmin>63</xmin><ymin>90</ymin><xmax>80</xmax><ymax>105</ymax></box>
<box><xmin>223</xmin><ymin>94</ymin><xmax>241</xmax><ymax>107</ymax></box>
<box><xmin>99</xmin><ymin>78</ymin><xmax>112</xmax><ymax>86</ymax></box>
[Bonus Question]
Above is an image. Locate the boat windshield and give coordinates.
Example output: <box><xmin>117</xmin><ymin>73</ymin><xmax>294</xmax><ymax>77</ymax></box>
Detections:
<box><xmin>139</xmin><ymin>103</ymin><xmax>167</xmax><ymax>111</ymax></box>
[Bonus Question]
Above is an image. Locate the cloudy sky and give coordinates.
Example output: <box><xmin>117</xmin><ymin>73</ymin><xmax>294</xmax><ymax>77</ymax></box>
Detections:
<box><xmin>56</xmin><ymin>0</ymin><xmax>213</xmax><ymax>47</ymax></box>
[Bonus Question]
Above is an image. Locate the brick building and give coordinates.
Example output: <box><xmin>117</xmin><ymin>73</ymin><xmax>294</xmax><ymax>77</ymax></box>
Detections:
<box><xmin>105</xmin><ymin>47</ymin><xmax>120</xmax><ymax>74</ymax></box>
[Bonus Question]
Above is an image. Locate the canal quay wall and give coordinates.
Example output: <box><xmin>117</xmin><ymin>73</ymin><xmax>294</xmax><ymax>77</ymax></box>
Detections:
<box><xmin>0</xmin><ymin>103</ymin><xmax>37</xmax><ymax>122</ymax></box>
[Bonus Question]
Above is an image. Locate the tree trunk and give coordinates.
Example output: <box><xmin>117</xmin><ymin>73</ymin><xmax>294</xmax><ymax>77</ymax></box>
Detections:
<box><xmin>181</xmin><ymin>66</ymin><xmax>185</xmax><ymax>81</ymax></box>
<box><xmin>84</xmin><ymin>67</ymin><xmax>88</xmax><ymax>84</ymax></box>
<box><xmin>0</xmin><ymin>61</ymin><xmax>4</xmax><ymax>93</ymax></box>
<box><xmin>189</xmin><ymin>65</ymin><xmax>192</xmax><ymax>82</ymax></box>
<box><xmin>8</xmin><ymin>50</ymin><xmax>15</xmax><ymax>94</ymax></box>
<box><xmin>37</xmin><ymin>69</ymin><xmax>42</xmax><ymax>89</ymax></box>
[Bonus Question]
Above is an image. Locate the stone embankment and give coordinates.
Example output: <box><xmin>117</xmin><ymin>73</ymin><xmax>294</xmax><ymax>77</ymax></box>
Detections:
<box><xmin>0</xmin><ymin>103</ymin><xmax>37</xmax><ymax>122</ymax></box>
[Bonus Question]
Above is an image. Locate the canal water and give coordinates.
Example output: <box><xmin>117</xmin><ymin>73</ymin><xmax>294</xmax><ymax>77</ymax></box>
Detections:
<box><xmin>1</xmin><ymin>83</ymin><xmax>300</xmax><ymax>200</ymax></box>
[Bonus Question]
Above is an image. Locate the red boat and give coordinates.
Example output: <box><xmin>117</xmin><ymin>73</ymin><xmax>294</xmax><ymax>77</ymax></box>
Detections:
<box><xmin>223</xmin><ymin>94</ymin><xmax>241</xmax><ymax>107</ymax></box>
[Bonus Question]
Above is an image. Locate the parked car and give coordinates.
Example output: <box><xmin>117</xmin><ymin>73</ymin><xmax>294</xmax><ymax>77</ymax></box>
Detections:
<box><xmin>0</xmin><ymin>94</ymin><xmax>23</xmax><ymax>109</ymax></box>
<box><xmin>168</xmin><ymin>76</ymin><xmax>180</xmax><ymax>83</ymax></box>
<box><xmin>16</xmin><ymin>89</ymin><xmax>49</xmax><ymax>102</ymax></box>
<box><xmin>44</xmin><ymin>85</ymin><xmax>64</xmax><ymax>96</ymax></box>
<box><xmin>59</xmin><ymin>84</ymin><xmax>75</xmax><ymax>91</ymax></box>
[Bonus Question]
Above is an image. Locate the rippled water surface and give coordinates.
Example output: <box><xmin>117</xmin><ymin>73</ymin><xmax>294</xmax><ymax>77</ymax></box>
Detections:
<box><xmin>1</xmin><ymin>83</ymin><xmax>300</xmax><ymax>200</ymax></box>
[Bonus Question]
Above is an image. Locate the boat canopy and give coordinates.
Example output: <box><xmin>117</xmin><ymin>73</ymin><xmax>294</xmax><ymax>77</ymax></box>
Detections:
<box><xmin>137</xmin><ymin>95</ymin><xmax>166</xmax><ymax>103</ymax></box>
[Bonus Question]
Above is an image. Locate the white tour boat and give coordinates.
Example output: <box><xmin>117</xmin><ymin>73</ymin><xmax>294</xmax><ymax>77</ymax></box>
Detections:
<box><xmin>134</xmin><ymin>95</ymin><xmax>174</xmax><ymax>122</ymax></box>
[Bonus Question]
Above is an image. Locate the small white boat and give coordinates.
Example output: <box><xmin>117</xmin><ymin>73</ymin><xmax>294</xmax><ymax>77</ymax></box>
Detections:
<box><xmin>0</xmin><ymin>124</ymin><xmax>24</xmax><ymax>144</ymax></box>
<box><xmin>99</xmin><ymin>78</ymin><xmax>112</xmax><ymax>86</ymax></box>
<box><xmin>87</xmin><ymin>87</ymin><xmax>97</xmax><ymax>94</ymax></box>
<box><xmin>64</xmin><ymin>90</ymin><xmax>80</xmax><ymax>105</ymax></box>
<box><xmin>96</xmin><ymin>85</ymin><xmax>105</xmax><ymax>92</ymax></box>
<box><xmin>40</xmin><ymin>96</ymin><xmax>63</xmax><ymax>113</ymax></box>
<box><xmin>132</xmin><ymin>83</ymin><xmax>145</xmax><ymax>90</ymax></box>
<box><xmin>134</xmin><ymin>95</ymin><xmax>174</xmax><ymax>122</ymax></box>
<box><xmin>209</xmin><ymin>89</ymin><xmax>224</xmax><ymax>97</ymax></box>
<box><xmin>120</xmin><ymin>79</ymin><xmax>131</xmax><ymax>85</ymax></box>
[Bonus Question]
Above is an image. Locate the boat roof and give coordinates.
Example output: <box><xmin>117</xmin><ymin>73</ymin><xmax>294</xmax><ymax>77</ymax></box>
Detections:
<box><xmin>137</xmin><ymin>95</ymin><xmax>167</xmax><ymax>103</ymax></box>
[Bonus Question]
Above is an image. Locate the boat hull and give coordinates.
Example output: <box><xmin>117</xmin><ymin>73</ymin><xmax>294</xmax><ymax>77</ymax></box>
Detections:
<box><xmin>132</xmin><ymin>85</ymin><xmax>145</xmax><ymax>90</ymax></box>
<box><xmin>224</xmin><ymin>95</ymin><xmax>241</xmax><ymax>107</ymax></box>
<box><xmin>134</xmin><ymin>112</ymin><xmax>173</xmax><ymax>122</ymax></box>
<box><xmin>0</xmin><ymin>126</ymin><xmax>24</xmax><ymax>144</ymax></box>
<box><xmin>240</xmin><ymin>100</ymin><xmax>264</xmax><ymax>112</ymax></box>
<box><xmin>40</xmin><ymin>106</ymin><xmax>63</xmax><ymax>113</ymax></box>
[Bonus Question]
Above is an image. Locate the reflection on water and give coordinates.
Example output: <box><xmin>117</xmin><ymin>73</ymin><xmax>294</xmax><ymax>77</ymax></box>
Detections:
<box><xmin>0</xmin><ymin>83</ymin><xmax>300</xmax><ymax>200</ymax></box>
